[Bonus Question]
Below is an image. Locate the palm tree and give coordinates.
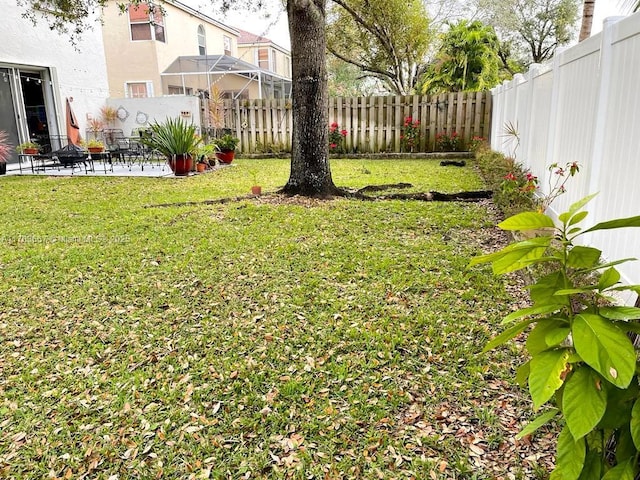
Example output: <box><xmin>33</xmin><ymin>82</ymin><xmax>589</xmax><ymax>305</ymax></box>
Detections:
<box><xmin>578</xmin><ymin>0</ymin><xmax>595</xmax><ymax>41</ymax></box>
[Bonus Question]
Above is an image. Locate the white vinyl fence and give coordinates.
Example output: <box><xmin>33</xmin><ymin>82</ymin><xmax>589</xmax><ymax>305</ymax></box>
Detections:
<box><xmin>491</xmin><ymin>13</ymin><xmax>640</xmax><ymax>300</ymax></box>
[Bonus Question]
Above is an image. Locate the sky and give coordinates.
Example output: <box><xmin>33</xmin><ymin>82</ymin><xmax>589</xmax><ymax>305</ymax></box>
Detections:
<box><xmin>184</xmin><ymin>0</ymin><xmax>631</xmax><ymax>53</ymax></box>
<box><xmin>189</xmin><ymin>0</ymin><xmax>291</xmax><ymax>49</ymax></box>
<box><xmin>592</xmin><ymin>0</ymin><xmax>628</xmax><ymax>34</ymax></box>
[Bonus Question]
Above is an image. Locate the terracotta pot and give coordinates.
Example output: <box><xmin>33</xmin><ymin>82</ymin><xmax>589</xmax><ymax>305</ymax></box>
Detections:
<box><xmin>168</xmin><ymin>154</ymin><xmax>193</xmax><ymax>176</ymax></box>
<box><xmin>196</xmin><ymin>163</ymin><xmax>206</xmax><ymax>173</ymax></box>
<box><xmin>215</xmin><ymin>150</ymin><xmax>235</xmax><ymax>164</ymax></box>
<box><xmin>23</xmin><ymin>148</ymin><xmax>38</xmax><ymax>155</ymax></box>
<box><xmin>88</xmin><ymin>147</ymin><xmax>104</xmax><ymax>153</ymax></box>
<box><xmin>251</xmin><ymin>185</ymin><xmax>262</xmax><ymax>195</ymax></box>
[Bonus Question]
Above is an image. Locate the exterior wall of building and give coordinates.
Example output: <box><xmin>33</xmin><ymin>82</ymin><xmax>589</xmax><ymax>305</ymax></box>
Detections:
<box><xmin>105</xmin><ymin>95</ymin><xmax>200</xmax><ymax>137</ymax></box>
<box><xmin>238</xmin><ymin>44</ymin><xmax>291</xmax><ymax>79</ymax></box>
<box><xmin>0</xmin><ymin>0</ymin><xmax>109</xmax><ymax>160</ymax></box>
<box><xmin>102</xmin><ymin>0</ymin><xmax>239</xmax><ymax>99</ymax></box>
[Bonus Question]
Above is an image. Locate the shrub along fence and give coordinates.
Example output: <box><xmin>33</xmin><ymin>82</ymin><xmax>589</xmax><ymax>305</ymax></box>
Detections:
<box><xmin>491</xmin><ymin>13</ymin><xmax>640</xmax><ymax>292</ymax></box>
<box><xmin>221</xmin><ymin>92</ymin><xmax>492</xmax><ymax>154</ymax></box>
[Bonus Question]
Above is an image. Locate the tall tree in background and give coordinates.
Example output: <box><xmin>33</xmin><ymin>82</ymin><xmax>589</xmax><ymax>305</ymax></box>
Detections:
<box><xmin>327</xmin><ymin>56</ymin><xmax>376</xmax><ymax>97</ymax></box>
<box><xmin>326</xmin><ymin>0</ymin><xmax>433</xmax><ymax>94</ymax></box>
<box><xmin>478</xmin><ymin>0</ymin><xmax>579</xmax><ymax>64</ymax></box>
<box><xmin>419</xmin><ymin>20</ymin><xmax>502</xmax><ymax>94</ymax></box>
<box><xmin>578</xmin><ymin>0</ymin><xmax>595</xmax><ymax>41</ymax></box>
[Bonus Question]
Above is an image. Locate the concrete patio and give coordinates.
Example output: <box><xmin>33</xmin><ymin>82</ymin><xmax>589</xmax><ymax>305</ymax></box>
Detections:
<box><xmin>3</xmin><ymin>159</ymin><xmax>224</xmax><ymax>178</ymax></box>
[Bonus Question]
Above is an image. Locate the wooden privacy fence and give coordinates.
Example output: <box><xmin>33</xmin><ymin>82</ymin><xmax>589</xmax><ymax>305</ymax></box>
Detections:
<box><xmin>222</xmin><ymin>92</ymin><xmax>492</xmax><ymax>153</ymax></box>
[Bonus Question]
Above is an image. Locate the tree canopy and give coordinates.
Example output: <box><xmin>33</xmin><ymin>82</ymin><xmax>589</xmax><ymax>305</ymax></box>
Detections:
<box><xmin>419</xmin><ymin>20</ymin><xmax>502</xmax><ymax>94</ymax></box>
<box><xmin>477</xmin><ymin>0</ymin><xmax>580</xmax><ymax>64</ymax></box>
<box><xmin>326</xmin><ymin>0</ymin><xmax>433</xmax><ymax>94</ymax></box>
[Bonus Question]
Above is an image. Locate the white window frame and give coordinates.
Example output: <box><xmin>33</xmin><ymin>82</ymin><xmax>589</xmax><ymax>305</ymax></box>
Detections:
<box><xmin>128</xmin><ymin>4</ymin><xmax>166</xmax><ymax>43</ymax></box>
<box><xmin>197</xmin><ymin>25</ymin><xmax>206</xmax><ymax>55</ymax></box>
<box><xmin>223</xmin><ymin>35</ymin><xmax>232</xmax><ymax>56</ymax></box>
<box><xmin>256</xmin><ymin>47</ymin><xmax>275</xmax><ymax>71</ymax></box>
<box><xmin>124</xmin><ymin>81</ymin><xmax>154</xmax><ymax>98</ymax></box>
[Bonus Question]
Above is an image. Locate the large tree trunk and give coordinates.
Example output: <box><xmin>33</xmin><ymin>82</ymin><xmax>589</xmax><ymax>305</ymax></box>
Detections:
<box><xmin>281</xmin><ymin>0</ymin><xmax>343</xmax><ymax>197</ymax></box>
<box><xmin>578</xmin><ymin>0</ymin><xmax>595</xmax><ymax>42</ymax></box>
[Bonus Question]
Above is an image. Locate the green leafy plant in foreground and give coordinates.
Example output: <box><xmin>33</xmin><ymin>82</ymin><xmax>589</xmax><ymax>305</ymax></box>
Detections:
<box><xmin>470</xmin><ymin>193</ymin><xmax>640</xmax><ymax>479</ymax></box>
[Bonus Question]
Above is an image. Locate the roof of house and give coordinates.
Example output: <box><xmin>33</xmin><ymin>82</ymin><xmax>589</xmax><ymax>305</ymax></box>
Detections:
<box><xmin>235</xmin><ymin>28</ymin><xmax>290</xmax><ymax>54</ymax></box>
<box><xmin>237</xmin><ymin>29</ymin><xmax>272</xmax><ymax>45</ymax></box>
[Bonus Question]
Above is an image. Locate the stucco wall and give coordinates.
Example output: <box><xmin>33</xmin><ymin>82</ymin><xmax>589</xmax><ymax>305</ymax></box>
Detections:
<box><xmin>105</xmin><ymin>95</ymin><xmax>201</xmax><ymax>136</ymax></box>
<box><xmin>0</xmin><ymin>0</ymin><xmax>109</xmax><ymax>140</ymax></box>
<box><xmin>102</xmin><ymin>0</ymin><xmax>240</xmax><ymax>99</ymax></box>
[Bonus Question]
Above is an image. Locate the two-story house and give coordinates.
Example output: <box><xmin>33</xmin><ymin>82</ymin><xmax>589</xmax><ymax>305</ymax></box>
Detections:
<box><xmin>101</xmin><ymin>0</ymin><xmax>291</xmax><ymax>100</ymax></box>
<box><xmin>0</xmin><ymin>0</ymin><xmax>110</xmax><ymax>163</ymax></box>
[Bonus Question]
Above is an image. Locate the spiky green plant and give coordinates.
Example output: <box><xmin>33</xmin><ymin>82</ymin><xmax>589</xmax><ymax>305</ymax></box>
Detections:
<box><xmin>141</xmin><ymin>117</ymin><xmax>201</xmax><ymax>157</ymax></box>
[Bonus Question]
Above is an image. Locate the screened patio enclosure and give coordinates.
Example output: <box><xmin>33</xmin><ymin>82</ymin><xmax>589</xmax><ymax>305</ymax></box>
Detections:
<box><xmin>161</xmin><ymin>55</ymin><xmax>292</xmax><ymax>100</ymax></box>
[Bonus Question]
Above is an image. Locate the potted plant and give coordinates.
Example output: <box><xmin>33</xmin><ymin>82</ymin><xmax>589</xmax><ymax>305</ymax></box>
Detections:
<box><xmin>88</xmin><ymin>118</ymin><xmax>104</xmax><ymax>140</ymax></box>
<box><xmin>0</xmin><ymin>130</ymin><xmax>12</xmax><ymax>175</ymax></box>
<box><xmin>16</xmin><ymin>141</ymin><xmax>39</xmax><ymax>155</ymax></box>
<box><xmin>248</xmin><ymin>168</ymin><xmax>261</xmax><ymax>195</ymax></box>
<box><xmin>86</xmin><ymin>139</ymin><xmax>105</xmax><ymax>153</ymax></box>
<box><xmin>197</xmin><ymin>142</ymin><xmax>217</xmax><ymax>169</ymax></box>
<box><xmin>100</xmin><ymin>106</ymin><xmax>118</xmax><ymax>129</ymax></box>
<box><xmin>214</xmin><ymin>134</ymin><xmax>239</xmax><ymax>164</ymax></box>
<box><xmin>140</xmin><ymin>117</ymin><xmax>201</xmax><ymax>176</ymax></box>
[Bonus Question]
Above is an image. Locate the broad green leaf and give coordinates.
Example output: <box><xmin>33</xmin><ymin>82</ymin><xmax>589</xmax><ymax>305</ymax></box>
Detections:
<box><xmin>529</xmin><ymin>349</ymin><xmax>570</xmax><ymax>409</ymax></box>
<box><xmin>555</xmin><ymin>426</ymin><xmax>586</xmax><ymax>480</ymax></box>
<box><xmin>529</xmin><ymin>271</ymin><xmax>570</xmax><ymax>308</ymax></box>
<box><xmin>611</xmin><ymin>284</ymin><xmax>640</xmax><ymax>293</ymax></box>
<box><xmin>546</xmin><ymin>326</ymin><xmax>570</xmax><ymax>346</ymax></box>
<box><xmin>483</xmin><ymin>319</ymin><xmax>535</xmax><ymax>353</ymax></box>
<box><xmin>598</xmin><ymin>381</ymin><xmax>638</xmax><ymax>429</ymax></box>
<box><xmin>616</xmin><ymin>425</ymin><xmax>636</xmax><ymax>463</ymax></box>
<box><xmin>554</xmin><ymin>287</ymin><xmax>597</xmax><ymax>296</ymax></box>
<box><xmin>573</xmin><ymin>314</ymin><xmax>636</xmax><ymax>388</ymax></box>
<box><xmin>526</xmin><ymin>319</ymin><xmax>570</xmax><ymax>355</ymax></box>
<box><xmin>601</xmin><ymin>458</ymin><xmax>635</xmax><ymax>480</ymax></box>
<box><xmin>563</xmin><ymin>368</ymin><xmax>606</xmax><ymax>439</ymax></box>
<box><xmin>502</xmin><ymin>304</ymin><xmax>561</xmax><ymax>324</ymax></box>
<box><xmin>630</xmin><ymin>398</ymin><xmax>640</xmax><ymax>450</ymax></box>
<box><xmin>559</xmin><ymin>211</ymin><xmax>571</xmax><ymax>224</ymax></box>
<box><xmin>581</xmin><ymin>258</ymin><xmax>637</xmax><ymax>274</ymax></box>
<box><xmin>599</xmin><ymin>306</ymin><xmax>640</xmax><ymax>321</ymax></box>
<box><xmin>584</xmin><ymin>215</ymin><xmax>640</xmax><ymax>234</ymax></box>
<box><xmin>567</xmin><ymin>227</ymin><xmax>582</xmax><ymax>235</ymax></box>
<box><xmin>516</xmin><ymin>408</ymin><xmax>559</xmax><ymax>439</ymax></box>
<box><xmin>468</xmin><ymin>237</ymin><xmax>551</xmax><ymax>271</ymax></box>
<box><xmin>616</xmin><ymin>321</ymin><xmax>640</xmax><ymax>334</ymax></box>
<box><xmin>577</xmin><ymin>452</ymin><xmax>603</xmax><ymax>480</ymax></box>
<box><xmin>567</xmin><ymin>246</ymin><xmax>601</xmax><ymax>269</ymax></box>
<box><xmin>489</xmin><ymin>238</ymin><xmax>552</xmax><ymax>274</ymax></box>
<box><xmin>598</xmin><ymin>268</ymin><xmax>620</xmax><ymax>290</ymax></box>
<box><xmin>567</xmin><ymin>193</ymin><xmax>598</xmax><ymax>217</ymax></box>
<box><xmin>498</xmin><ymin>211</ymin><xmax>555</xmax><ymax>231</ymax></box>
<box><xmin>516</xmin><ymin>361</ymin><xmax>530</xmax><ymax>388</ymax></box>
<box><xmin>568</xmin><ymin>211</ymin><xmax>588</xmax><ymax>227</ymax></box>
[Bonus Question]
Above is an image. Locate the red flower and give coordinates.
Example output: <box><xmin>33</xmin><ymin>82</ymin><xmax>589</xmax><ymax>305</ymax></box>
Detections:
<box><xmin>330</xmin><ymin>143</ymin><xmax>337</xmax><ymax>149</ymax></box>
<box><xmin>504</xmin><ymin>172</ymin><xmax>517</xmax><ymax>181</ymax></box>
<box><xmin>340</xmin><ymin>129</ymin><xmax>347</xmax><ymax>137</ymax></box>
<box><xmin>330</xmin><ymin>122</ymin><xmax>338</xmax><ymax>128</ymax></box>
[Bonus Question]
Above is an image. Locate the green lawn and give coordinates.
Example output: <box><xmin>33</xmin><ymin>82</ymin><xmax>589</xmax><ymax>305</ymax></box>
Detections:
<box><xmin>0</xmin><ymin>159</ymin><xmax>550</xmax><ymax>479</ymax></box>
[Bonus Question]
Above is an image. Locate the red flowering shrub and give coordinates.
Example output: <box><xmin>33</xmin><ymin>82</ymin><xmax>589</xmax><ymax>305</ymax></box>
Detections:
<box><xmin>329</xmin><ymin>122</ymin><xmax>347</xmax><ymax>153</ymax></box>
<box><xmin>435</xmin><ymin>131</ymin><xmax>461</xmax><ymax>152</ymax></box>
<box><xmin>400</xmin><ymin>116</ymin><xmax>420</xmax><ymax>152</ymax></box>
